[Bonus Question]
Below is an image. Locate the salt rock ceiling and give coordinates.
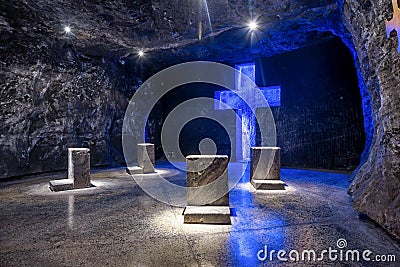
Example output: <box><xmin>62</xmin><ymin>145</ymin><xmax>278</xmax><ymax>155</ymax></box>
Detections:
<box><xmin>0</xmin><ymin>0</ymin><xmax>343</xmax><ymax>64</ymax></box>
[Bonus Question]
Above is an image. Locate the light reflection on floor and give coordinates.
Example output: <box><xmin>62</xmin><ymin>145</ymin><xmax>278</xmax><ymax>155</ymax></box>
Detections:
<box><xmin>0</xmin><ymin>162</ymin><xmax>399</xmax><ymax>266</ymax></box>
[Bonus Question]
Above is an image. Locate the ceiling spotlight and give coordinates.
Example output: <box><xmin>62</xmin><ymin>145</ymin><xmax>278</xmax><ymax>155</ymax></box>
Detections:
<box><xmin>138</xmin><ymin>50</ymin><xmax>145</xmax><ymax>57</ymax></box>
<box><xmin>248</xmin><ymin>21</ymin><xmax>258</xmax><ymax>31</ymax></box>
<box><xmin>64</xmin><ymin>26</ymin><xmax>71</xmax><ymax>34</ymax></box>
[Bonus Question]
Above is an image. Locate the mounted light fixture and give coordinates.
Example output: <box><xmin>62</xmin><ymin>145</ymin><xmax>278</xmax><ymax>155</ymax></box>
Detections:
<box><xmin>248</xmin><ymin>21</ymin><xmax>258</xmax><ymax>31</ymax></box>
<box><xmin>64</xmin><ymin>26</ymin><xmax>71</xmax><ymax>34</ymax></box>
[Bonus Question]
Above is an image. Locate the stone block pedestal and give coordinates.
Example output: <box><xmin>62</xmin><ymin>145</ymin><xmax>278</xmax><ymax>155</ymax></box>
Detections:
<box><xmin>69</xmin><ymin>148</ymin><xmax>91</xmax><ymax>189</ymax></box>
<box><xmin>49</xmin><ymin>148</ymin><xmax>91</xmax><ymax>192</ymax></box>
<box><xmin>127</xmin><ymin>143</ymin><xmax>155</xmax><ymax>174</ymax></box>
<box><xmin>138</xmin><ymin>143</ymin><xmax>155</xmax><ymax>173</ymax></box>
<box><xmin>251</xmin><ymin>147</ymin><xmax>285</xmax><ymax>190</ymax></box>
<box><xmin>183</xmin><ymin>155</ymin><xmax>231</xmax><ymax>224</ymax></box>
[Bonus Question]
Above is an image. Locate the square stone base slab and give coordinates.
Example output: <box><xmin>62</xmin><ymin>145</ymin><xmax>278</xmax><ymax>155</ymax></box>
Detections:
<box><xmin>127</xmin><ymin>166</ymin><xmax>157</xmax><ymax>175</ymax></box>
<box><xmin>183</xmin><ymin>206</ymin><xmax>231</xmax><ymax>224</ymax></box>
<box><xmin>251</xmin><ymin>179</ymin><xmax>286</xmax><ymax>190</ymax></box>
<box><xmin>126</xmin><ymin>166</ymin><xmax>144</xmax><ymax>175</ymax></box>
<box><xmin>49</xmin><ymin>179</ymin><xmax>74</xmax><ymax>192</ymax></box>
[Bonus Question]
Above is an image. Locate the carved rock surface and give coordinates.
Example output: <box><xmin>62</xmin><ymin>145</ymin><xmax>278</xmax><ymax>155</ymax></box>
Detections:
<box><xmin>342</xmin><ymin>0</ymin><xmax>400</xmax><ymax>239</ymax></box>
<box><xmin>186</xmin><ymin>155</ymin><xmax>229</xmax><ymax>206</ymax></box>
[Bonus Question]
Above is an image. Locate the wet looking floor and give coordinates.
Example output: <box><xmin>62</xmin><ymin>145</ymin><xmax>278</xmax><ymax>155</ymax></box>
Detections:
<box><xmin>0</xmin><ymin>162</ymin><xmax>399</xmax><ymax>266</ymax></box>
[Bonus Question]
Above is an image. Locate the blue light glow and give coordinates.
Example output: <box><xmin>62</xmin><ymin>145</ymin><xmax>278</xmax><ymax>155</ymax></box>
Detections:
<box><xmin>259</xmin><ymin>86</ymin><xmax>281</xmax><ymax>107</ymax></box>
<box><xmin>228</xmin><ymin>163</ymin><xmax>285</xmax><ymax>265</ymax></box>
<box><xmin>236</xmin><ymin>63</ymin><xmax>256</xmax><ymax>84</ymax></box>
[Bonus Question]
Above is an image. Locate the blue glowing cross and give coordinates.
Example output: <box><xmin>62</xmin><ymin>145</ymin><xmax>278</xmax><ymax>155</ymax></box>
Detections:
<box><xmin>214</xmin><ymin>63</ymin><xmax>280</xmax><ymax>161</ymax></box>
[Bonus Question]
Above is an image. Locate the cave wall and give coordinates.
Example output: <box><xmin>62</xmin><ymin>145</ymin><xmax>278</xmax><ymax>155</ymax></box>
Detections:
<box><xmin>0</xmin><ymin>1</ymin><xmax>141</xmax><ymax>177</ymax></box>
<box><xmin>0</xmin><ymin>44</ymin><xmax>132</xmax><ymax>177</ymax></box>
<box><xmin>340</xmin><ymin>0</ymin><xmax>400</xmax><ymax>238</ymax></box>
<box><xmin>256</xmin><ymin>37</ymin><xmax>366</xmax><ymax>170</ymax></box>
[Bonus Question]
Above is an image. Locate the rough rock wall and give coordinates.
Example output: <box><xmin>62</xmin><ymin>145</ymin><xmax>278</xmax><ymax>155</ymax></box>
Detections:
<box><xmin>0</xmin><ymin>1</ymin><xmax>140</xmax><ymax>177</ymax></box>
<box><xmin>0</xmin><ymin>49</ymin><xmax>131</xmax><ymax>177</ymax></box>
<box><xmin>341</xmin><ymin>0</ymin><xmax>400</xmax><ymax>238</ymax></box>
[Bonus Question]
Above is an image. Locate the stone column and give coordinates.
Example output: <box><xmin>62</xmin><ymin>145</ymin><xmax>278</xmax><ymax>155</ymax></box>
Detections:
<box><xmin>184</xmin><ymin>155</ymin><xmax>231</xmax><ymax>224</ymax></box>
<box><xmin>250</xmin><ymin>147</ymin><xmax>285</xmax><ymax>190</ymax></box>
<box><xmin>137</xmin><ymin>143</ymin><xmax>155</xmax><ymax>173</ymax></box>
<box><xmin>68</xmin><ymin>148</ymin><xmax>91</xmax><ymax>189</ymax></box>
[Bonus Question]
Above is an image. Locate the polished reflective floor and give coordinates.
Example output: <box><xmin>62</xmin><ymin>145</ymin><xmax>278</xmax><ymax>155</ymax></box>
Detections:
<box><xmin>0</xmin><ymin>162</ymin><xmax>399</xmax><ymax>266</ymax></box>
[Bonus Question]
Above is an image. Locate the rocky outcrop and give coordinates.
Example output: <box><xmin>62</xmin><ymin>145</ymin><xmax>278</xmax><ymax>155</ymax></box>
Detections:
<box><xmin>341</xmin><ymin>0</ymin><xmax>400</xmax><ymax>239</ymax></box>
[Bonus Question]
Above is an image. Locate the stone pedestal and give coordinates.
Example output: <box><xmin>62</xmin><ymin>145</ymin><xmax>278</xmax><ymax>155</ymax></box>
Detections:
<box><xmin>50</xmin><ymin>148</ymin><xmax>91</xmax><ymax>192</ymax></box>
<box><xmin>250</xmin><ymin>147</ymin><xmax>285</xmax><ymax>190</ymax></box>
<box><xmin>126</xmin><ymin>143</ymin><xmax>156</xmax><ymax>175</ymax></box>
<box><xmin>137</xmin><ymin>143</ymin><xmax>155</xmax><ymax>173</ymax></box>
<box><xmin>183</xmin><ymin>155</ymin><xmax>231</xmax><ymax>224</ymax></box>
<box><xmin>69</xmin><ymin>148</ymin><xmax>91</xmax><ymax>189</ymax></box>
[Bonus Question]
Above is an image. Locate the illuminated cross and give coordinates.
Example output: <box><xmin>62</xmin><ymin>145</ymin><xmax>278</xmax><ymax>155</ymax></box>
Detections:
<box><xmin>214</xmin><ymin>63</ymin><xmax>281</xmax><ymax>161</ymax></box>
<box><xmin>386</xmin><ymin>0</ymin><xmax>400</xmax><ymax>52</ymax></box>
